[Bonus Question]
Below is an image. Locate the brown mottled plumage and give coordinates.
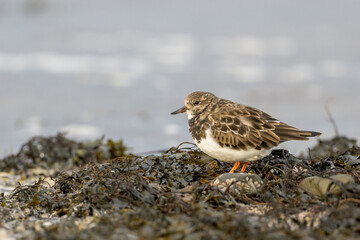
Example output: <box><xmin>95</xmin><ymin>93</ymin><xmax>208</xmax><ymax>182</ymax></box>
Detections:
<box><xmin>171</xmin><ymin>91</ymin><xmax>321</xmax><ymax>173</ymax></box>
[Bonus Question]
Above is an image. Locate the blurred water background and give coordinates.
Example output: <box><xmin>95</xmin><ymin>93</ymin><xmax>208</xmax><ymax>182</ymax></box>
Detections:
<box><xmin>0</xmin><ymin>0</ymin><xmax>359</xmax><ymax>156</ymax></box>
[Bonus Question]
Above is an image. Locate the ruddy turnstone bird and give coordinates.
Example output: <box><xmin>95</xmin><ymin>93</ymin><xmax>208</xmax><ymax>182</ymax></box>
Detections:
<box><xmin>171</xmin><ymin>91</ymin><xmax>321</xmax><ymax>173</ymax></box>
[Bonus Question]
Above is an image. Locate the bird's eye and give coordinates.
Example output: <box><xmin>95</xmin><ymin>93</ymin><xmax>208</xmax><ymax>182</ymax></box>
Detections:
<box><xmin>193</xmin><ymin>101</ymin><xmax>200</xmax><ymax>105</ymax></box>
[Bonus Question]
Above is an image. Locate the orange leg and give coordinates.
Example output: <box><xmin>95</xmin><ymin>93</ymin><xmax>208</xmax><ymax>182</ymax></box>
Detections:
<box><xmin>241</xmin><ymin>162</ymin><xmax>249</xmax><ymax>173</ymax></box>
<box><xmin>229</xmin><ymin>162</ymin><xmax>240</xmax><ymax>173</ymax></box>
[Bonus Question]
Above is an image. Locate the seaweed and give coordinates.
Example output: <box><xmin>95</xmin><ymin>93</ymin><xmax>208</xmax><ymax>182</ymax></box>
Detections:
<box><xmin>0</xmin><ymin>133</ymin><xmax>128</xmax><ymax>173</ymax></box>
<box><xmin>0</xmin><ymin>134</ymin><xmax>359</xmax><ymax>239</ymax></box>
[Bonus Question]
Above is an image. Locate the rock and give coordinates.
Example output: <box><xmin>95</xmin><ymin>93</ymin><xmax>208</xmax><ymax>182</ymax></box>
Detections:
<box><xmin>298</xmin><ymin>174</ymin><xmax>356</xmax><ymax>198</ymax></box>
<box><xmin>212</xmin><ymin>173</ymin><xmax>264</xmax><ymax>196</ymax></box>
<box><xmin>0</xmin><ymin>228</ymin><xmax>14</xmax><ymax>240</ymax></box>
<box><xmin>330</xmin><ymin>174</ymin><xmax>356</xmax><ymax>194</ymax></box>
<box><xmin>299</xmin><ymin>177</ymin><xmax>332</xmax><ymax>198</ymax></box>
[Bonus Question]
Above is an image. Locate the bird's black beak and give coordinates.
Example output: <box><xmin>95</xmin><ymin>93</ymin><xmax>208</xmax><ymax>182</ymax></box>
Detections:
<box><xmin>171</xmin><ymin>106</ymin><xmax>187</xmax><ymax>115</ymax></box>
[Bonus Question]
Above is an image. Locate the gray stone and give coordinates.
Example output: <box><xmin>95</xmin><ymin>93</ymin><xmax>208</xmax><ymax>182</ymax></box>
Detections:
<box><xmin>212</xmin><ymin>173</ymin><xmax>264</xmax><ymax>195</ymax></box>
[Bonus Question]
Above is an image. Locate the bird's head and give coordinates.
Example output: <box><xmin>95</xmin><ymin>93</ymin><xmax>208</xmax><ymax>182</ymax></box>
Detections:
<box><xmin>171</xmin><ymin>91</ymin><xmax>215</xmax><ymax>119</ymax></box>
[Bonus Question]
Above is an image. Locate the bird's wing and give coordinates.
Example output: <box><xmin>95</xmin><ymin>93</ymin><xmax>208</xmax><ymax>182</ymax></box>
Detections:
<box><xmin>209</xmin><ymin>103</ymin><xmax>320</xmax><ymax>150</ymax></box>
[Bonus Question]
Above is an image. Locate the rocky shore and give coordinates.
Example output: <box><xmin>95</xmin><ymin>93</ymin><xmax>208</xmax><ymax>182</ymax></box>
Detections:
<box><xmin>0</xmin><ymin>133</ymin><xmax>359</xmax><ymax>239</ymax></box>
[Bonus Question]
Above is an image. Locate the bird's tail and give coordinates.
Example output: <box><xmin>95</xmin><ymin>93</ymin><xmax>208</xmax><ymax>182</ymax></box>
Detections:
<box><xmin>275</xmin><ymin>123</ymin><xmax>321</xmax><ymax>142</ymax></box>
<box><xmin>300</xmin><ymin>131</ymin><xmax>321</xmax><ymax>138</ymax></box>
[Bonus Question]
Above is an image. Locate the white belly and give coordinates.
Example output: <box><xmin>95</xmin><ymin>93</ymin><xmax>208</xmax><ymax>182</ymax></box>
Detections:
<box><xmin>195</xmin><ymin>129</ymin><xmax>270</xmax><ymax>163</ymax></box>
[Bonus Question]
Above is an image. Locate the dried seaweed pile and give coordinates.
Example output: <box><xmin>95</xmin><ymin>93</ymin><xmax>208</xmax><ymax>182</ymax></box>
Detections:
<box><xmin>0</xmin><ymin>134</ymin><xmax>359</xmax><ymax>239</ymax></box>
<box><xmin>0</xmin><ymin>133</ymin><xmax>127</xmax><ymax>172</ymax></box>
